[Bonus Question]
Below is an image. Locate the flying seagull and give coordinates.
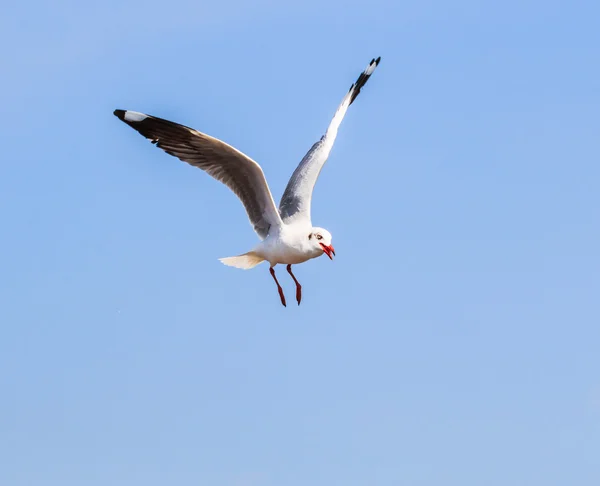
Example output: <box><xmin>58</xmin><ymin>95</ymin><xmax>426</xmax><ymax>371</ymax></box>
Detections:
<box><xmin>114</xmin><ymin>57</ymin><xmax>381</xmax><ymax>306</ymax></box>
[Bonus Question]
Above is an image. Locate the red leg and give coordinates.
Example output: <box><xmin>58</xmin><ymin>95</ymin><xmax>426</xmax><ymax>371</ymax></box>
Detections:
<box><xmin>269</xmin><ymin>267</ymin><xmax>286</xmax><ymax>307</ymax></box>
<box><xmin>286</xmin><ymin>264</ymin><xmax>302</xmax><ymax>305</ymax></box>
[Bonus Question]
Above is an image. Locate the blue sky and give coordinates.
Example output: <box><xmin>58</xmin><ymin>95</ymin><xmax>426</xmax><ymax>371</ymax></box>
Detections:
<box><xmin>1</xmin><ymin>0</ymin><xmax>599</xmax><ymax>484</ymax></box>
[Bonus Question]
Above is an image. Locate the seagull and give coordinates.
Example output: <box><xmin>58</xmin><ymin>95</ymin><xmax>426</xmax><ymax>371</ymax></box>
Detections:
<box><xmin>114</xmin><ymin>57</ymin><xmax>380</xmax><ymax>306</ymax></box>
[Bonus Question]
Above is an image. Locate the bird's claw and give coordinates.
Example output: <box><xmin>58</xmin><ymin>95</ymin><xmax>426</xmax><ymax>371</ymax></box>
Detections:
<box><xmin>278</xmin><ymin>288</ymin><xmax>287</xmax><ymax>307</ymax></box>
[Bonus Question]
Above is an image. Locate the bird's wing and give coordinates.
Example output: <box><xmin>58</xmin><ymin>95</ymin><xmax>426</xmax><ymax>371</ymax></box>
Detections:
<box><xmin>114</xmin><ymin>110</ymin><xmax>283</xmax><ymax>239</ymax></box>
<box><xmin>278</xmin><ymin>57</ymin><xmax>381</xmax><ymax>225</ymax></box>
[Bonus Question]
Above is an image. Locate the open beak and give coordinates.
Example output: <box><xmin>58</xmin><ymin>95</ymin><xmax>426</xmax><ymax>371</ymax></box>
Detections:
<box><xmin>319</xmin><ymin>243</ymin><xmax>336</xmax><ymax>260</ymax></box>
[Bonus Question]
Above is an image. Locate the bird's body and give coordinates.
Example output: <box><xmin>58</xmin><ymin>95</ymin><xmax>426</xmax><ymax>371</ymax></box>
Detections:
<box><xmin>114</xmin><ymin>57</ymin><xmax>380</xmax><ymax>305</ymax></box>
<box><xmin>255</xmin><ymin>223</ymin><xmax>323</xmax><ymax>266</ymax></box>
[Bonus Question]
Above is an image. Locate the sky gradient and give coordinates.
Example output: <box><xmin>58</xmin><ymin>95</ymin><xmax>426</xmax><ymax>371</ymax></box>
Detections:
<box><xmin>1</xmin><ymin>1</ymin><xmax>599</xmax><ymax>485</ymax></box>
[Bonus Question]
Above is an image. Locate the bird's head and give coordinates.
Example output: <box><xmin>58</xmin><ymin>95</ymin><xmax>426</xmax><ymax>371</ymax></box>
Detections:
<box><xmin>309</xmin><ymin>227</ymin><xmax>335</xmax><ymax>260</ymax></box>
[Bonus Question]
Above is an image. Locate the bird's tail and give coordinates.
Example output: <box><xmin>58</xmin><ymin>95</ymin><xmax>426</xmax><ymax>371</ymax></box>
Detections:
<box><xmin>219</xmin><ymin>251</ymin><xmax>265</xmax><ymax>270</ymax></box>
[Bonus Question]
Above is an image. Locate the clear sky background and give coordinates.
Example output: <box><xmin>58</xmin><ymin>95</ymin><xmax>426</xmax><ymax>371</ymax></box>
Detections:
<box><xmin>1</xmin><ymin>1</ymin><xmax>599</xmax><ymax>485</ymax></box>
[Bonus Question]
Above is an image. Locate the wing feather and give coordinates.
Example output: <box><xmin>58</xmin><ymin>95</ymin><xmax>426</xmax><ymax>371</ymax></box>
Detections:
<box><xmin>114</xmin><ymin>110</ymin><xmax>282</xmax><ymax>239</ymax></box>
<box><xmin>279</xmin><ymin>57</ymin><xmax>381</xmax><ymax>225</ymax></box>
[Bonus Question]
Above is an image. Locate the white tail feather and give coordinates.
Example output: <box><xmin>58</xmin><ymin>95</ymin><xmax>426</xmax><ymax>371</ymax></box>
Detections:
<box><xmin>219</xmin><ymin>251</ymin><xmax>265</xmax><ymax>269</ymax></box>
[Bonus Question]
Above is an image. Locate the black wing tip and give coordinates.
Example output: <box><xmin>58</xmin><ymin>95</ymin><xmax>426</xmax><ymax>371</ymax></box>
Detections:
<box><xmin>113</xmin><ymin>109</ymin><xmax>126</xmax><ymax>120</ymax></box>
<box><xmin>348</xmin><ymin>56</ymin><xmax>381</xmax><ymax>104</ymax></box>
<box><xmin>365</xmin><ymin>57</ymin><xmax>381</xmax><ymax>71</ymax></box>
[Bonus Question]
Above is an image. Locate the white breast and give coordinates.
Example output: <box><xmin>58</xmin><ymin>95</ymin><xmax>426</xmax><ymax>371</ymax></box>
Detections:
<box><xmin>255</xmin><ymin>224</ymin><xmax>319</xmax><ymax>266</ymax></box>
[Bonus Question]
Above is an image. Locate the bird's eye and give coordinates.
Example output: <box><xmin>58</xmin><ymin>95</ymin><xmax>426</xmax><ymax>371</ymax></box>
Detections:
<box><xmin>316</xmin><ymin>234</ymin><xmax>323</xmax><ymax>241</ymax></box>
<box><xmin>308</xmin><ymin>233</ymin><xmax>312</xmax><ymax>240</ymax></box>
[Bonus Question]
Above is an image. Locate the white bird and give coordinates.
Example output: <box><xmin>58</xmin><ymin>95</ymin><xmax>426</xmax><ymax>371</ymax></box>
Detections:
<box><xmin>114</xmin><ymin>57</ymin><xmax>380</xmax><ymax>306</ymax></box>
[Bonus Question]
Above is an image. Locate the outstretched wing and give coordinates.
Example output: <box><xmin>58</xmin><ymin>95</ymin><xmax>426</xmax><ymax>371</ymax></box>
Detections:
<box><xmin>114</xmin><ymin>110</ymin><xmax>282</xmax><ymax>239</ymax></box>
<box><xmin>278</xmin><ymin>57</ymin><xmax>381</xmax><ymax>225</ymax></box>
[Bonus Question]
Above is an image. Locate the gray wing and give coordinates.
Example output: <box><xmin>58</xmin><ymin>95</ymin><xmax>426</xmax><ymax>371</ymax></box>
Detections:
<box><xmin>114</xmin><ymin>109</ymin><xmax>283</xmax><ymax>239</ymax></box>
<box><xmin>279</xmin><ymin>57</ymin><xmax>381</xmax><ymax>225</ymax></box>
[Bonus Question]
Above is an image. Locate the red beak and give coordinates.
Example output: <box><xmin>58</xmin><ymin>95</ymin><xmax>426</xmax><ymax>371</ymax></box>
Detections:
<box><xmin>319</xmin><ymin>243</ymin><xmax>336</xmax><ymax>260</ymax></box>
